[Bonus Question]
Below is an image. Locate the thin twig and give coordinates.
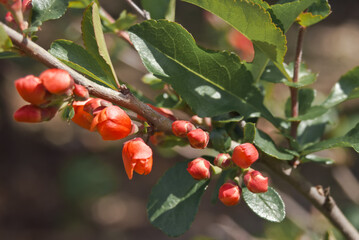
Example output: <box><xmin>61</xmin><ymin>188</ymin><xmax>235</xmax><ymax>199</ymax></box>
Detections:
<box><xmin>0</xmin><ymin>22</ymin><xmax>172</xmax><ymax>133</ymax></box>
<box><xmin>125</xmin><ymin>0</ymin><xmax>150</xmax><ymax>20</ymax></box>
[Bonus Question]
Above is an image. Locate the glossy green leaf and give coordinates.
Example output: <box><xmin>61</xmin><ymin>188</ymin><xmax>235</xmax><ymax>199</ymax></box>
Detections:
<box><xmin>61</xmin><ymin>104</ymin><xmax>75</xmax><ymax>121</ymax></box>
<box><xmin>254</xmin><ymin>129</ymin><xmax>294</xmax><ymax>160</ymax></box>
<box><xmin>243</xmin><ymin>122</ymin><xmax>256</xmax><ymax>143</ymax></box>
<box><xmin>289</xmin><ymin>106</ymin><xmax>328</xmax><ymax>121</ymax></box>
<box><xmin>49</xmin><ymin>40</ymin><xmax>115</xmax><ymax>88</ymax></box>
<box><xmin>68</xmin><ymin>0</ymin><xmax>96</xmax><ymax>8</ymax></box>
<box><xmin>31</xmin><ymin>0</ymin><xmax>69</xmax><ymax>28</ymax></box>
<box><xmin>303</xmin><ymin>123</ymin><xmax>359</xmax><ymax>154</ymax></box>
<box><xmin>323</xmin><ymin>66</ymin><xmax>359</xmax><ymax>108</ymax></box>
<box><xmin>0</xmin><ymin>25</ymin><xmax>13</xmax><ymax>52</ymax></box>
<box><xmin>212</xmin><ymin>114</ymin><xmax>244</xmax><ymax>124</ymax></box>
<box><xmin>147</xmin><ymin>161</ymin><xmax>209</xmax><ymax>237</ymax></box>
<box><xmin>297</xmin><ymin>0</ymin><xmax>331</xmax><ymax>27</ymax></box>
<box><xmin>129</xmin><ymin>20</ymin><xmax>279</xmax><ymax>126</ymax></box>
<box><xmin>243</xmin><ymin>187</ymin><xmax>286</xmax><ymax>222</ymax></box>
<box><xmin>183</xmin><ymin>0</ymin><xmax>287</xmax><ymax>75</ymax></box>
<box><xmin>82</xmin><ymin>2</ymin><xmax>119</xmax><ymax>89</ymax></box>
<box><xmin>142</xmin><ymin>0</ymin><xmax>176</xmax><ymax>21</ymax></box>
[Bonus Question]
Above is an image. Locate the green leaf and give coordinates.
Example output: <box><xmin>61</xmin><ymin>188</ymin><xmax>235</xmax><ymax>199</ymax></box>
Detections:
<box><xmin>323</xmin><ymin>66</ymin><xmax>359</xmax><ymax>108</ymax></box>
<box><xmin>254</xmin><ymin>129</ymin><xmax>294</xmax><ymax>160</ymax></box>
<box><xmin>301</xmin><ymin>154</ymin><xmax>334</xmax><ymax>165</ymax></box>
<box><xmin>243</xmin><ymin>122</ymin><xmax>256</xmax><ymax>143</ymax></box>
<box><xmin>155</xmin><ymin>93</ymin><xmax>179</xmax><ymax>108</ymax></box>
<box><xmin>103</xmin><ymin>10</ymin><xmax>137</xmax><ymax>32</ymax></box>
<box><xmin>61</xmin><ymin>104</ymin><xmax>75</xmax><ymax>121</ymax></box>
<box><xmin>302</xmin><ymin>123</ymin><xmax>359</xmax><ymax>154</ymax></box>
<box><xmin>128</xmin><ymin>20</ymin><xmax>279</xmax><ymax>126</ymax></box>
<box><xmin>0</xmin><ymin>51</ymin><xmax>19</xmax><ymax>59</ymax></box>
<box><xmin>210</xmin><ymin>128</ymin><xmax>232</xmax><ymax>152</ymax></box>
<box><xmin>297</xmin><ymin>0</ymin><xmax>331</xmax><ymax>27</ymax></box>
<box><xmin>212</xmin><ymin>114</ymin><xmax>244</xmax><ymax>124</ymax></box>
<box><xmin>31</xmin><ymin>0</ymin><xmax>69</xmax><ymax>28</ymax></box>
<box><xmin>68</xmin><ymin>0</ymin><xmax>96</xmax><ymax>8</ymax></box>
<box><xmin>147</xmin><ymin>161</ymin><xmax>209</xmax><ymax>237</ymax></box>
<box><xmin>288</xmin><ymin>106</ymin><xmax>328</xmax><ymax>121</ymax></box>
<box><xmin>49</xmin><ymin>40</ymin><xmax>116</xmax><ymax>88</ymax></box>
<box><xmin>261</xmin><ymin>62</ymin><xmax>317</xmax><ymax>88</ymax></box>
<box><xmin>285</xmin><ymin>88</ymin><xmax>316</xmax><ymax>118</ymax></box>
<box><xmin>243</xmin><ymin>187</ymin><xmax>286</xmax><ymax>222</ymax></box>
<box><xmin>183</xmin><ymin>0</ymin><xmax>287</xmax><ymax>73</ymax></box>
<box><xmin>142</xmin><ymin>73</ymin><xmax>165</xmax><ymax>89</ymax></box>
<box><xmin>82</xmin><ymin>2</ymin><xmax>119</xmax><ymax>89</ymax></box>
<box><xmin>0</xmin><ymin>25</ymin><xmax>13</xmax><ymax>52</ymax></box>
<box><xmin>142</xmin><ymin>0</ymin><xmax>176</xmax><ymax>21</ymax></box>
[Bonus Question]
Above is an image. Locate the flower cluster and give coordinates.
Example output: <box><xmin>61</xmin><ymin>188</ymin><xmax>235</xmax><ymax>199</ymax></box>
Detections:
<box><xmin>186</xmin><ymin>142</ymin><xmax>268</xmax><ymax>206</ymax></box>
<box><xmin>172</xmin><ymin>120</ymin><xmax>209</xmax><ymax>149</ymax></box>
<box><xmin>1</xmin><ymin>0</ymin><xmax>32</xmax><ymax>31</ymax></box>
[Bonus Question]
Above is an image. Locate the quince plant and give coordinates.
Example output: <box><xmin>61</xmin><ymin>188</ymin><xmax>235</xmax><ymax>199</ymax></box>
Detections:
<box><xmin>1</xmin><ymin>0</ymin><xmax>359</xmax><ymax>239</ymax></box>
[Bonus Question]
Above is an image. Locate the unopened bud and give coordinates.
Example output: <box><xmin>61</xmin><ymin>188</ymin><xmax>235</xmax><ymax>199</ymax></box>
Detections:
<box><xmin>172</xmin><ymin>120</ymin><xmax>195</xmax><ymax>137</ymax></box>
<box><xmin>73</xmin><ymin>84</ymin><xmax>89</xmax><ymax>100</ymax></box>
<box><xmin>187</xmin><ymin>128</ymin><xmax>209</xmax><ymax>149</ymax></box>
<box><xmin>232</xmin><ymin>143</ymin><xmax>259</xmax><ymax>168</ymax></box>
<box><xmin>5</xmin><ymin>12</ymin><xmax>14</xmax><ymax>23</ymax></box>
<box><xmin>40</xmin><ymin>69</ymin><xmax>74</xmax><ymax>95</ymax></box>
<box><xmin>14</xmin><ymin>105</ymin><xmax>57</xmax><ymax>123</ymax></box>
<box><xmin>218</xmin><ymin>181</ymin><xmax>241</xmax><ymax>206</ymax></box>
<box><xmin>187</xmin><ymin>158</ymin><xmax>211</xmax><ymax>180</ymax></box>
<box><xmin>15</xmin><ymin>75</ymin><xmax>48</xmax><ymax>105</ymax></box>
<box><xmin>243</xmin><ymin>169</ymin><xmax>268</xmax><ymax>193</ymax></box>
<box><xmin>83</xmin><ymin>98</ymin><xmax>112</xmax><ymax>116</ymax></box>
<box><xmin>214</xmin><ymin>153</ymin><xmax>232</xmax><ymax>169</ymax></box>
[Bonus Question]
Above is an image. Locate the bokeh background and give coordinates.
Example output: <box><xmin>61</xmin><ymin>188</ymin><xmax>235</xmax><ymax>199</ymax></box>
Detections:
<box><xmin>1</xmin><ymin>0</ymin><xmax>359</xmax><ymax>239</ymax></box>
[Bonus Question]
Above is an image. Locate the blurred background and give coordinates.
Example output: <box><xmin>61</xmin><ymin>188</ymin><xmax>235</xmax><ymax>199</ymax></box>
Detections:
<box><xmin>1</xmin><ymin>0</ymin><xmax>359</xmax><ymax>239</ymax></box>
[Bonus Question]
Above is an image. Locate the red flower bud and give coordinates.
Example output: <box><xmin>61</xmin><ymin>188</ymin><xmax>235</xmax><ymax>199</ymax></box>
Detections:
<box><xmin>83</xmin><ymin>98</ymin><xmax>112</xmax><ymax>116</ymax></box>
<box><xmin>14</xmin><ymin>105</ymin><xmax>57</xmax><ymax>123</ymax></box>
<box><xmin>214</xmin><ymin>153</ymin><xmax>232</xmax><ymax>169</ymax></box>
<box><xmin>228</xmin><ymin>29</ymin><xmax>255</xmax><ymax>62</ymax></box>
<box><xmin>172</xmin><ymin>120</ymin><xmax>195</xmax><ymax>137</ymax></box>
<box><xmin>232</xmin><ymin>143</ymin><xmax>259</xmax><ymax>168</ymax></box>
<box><xmin>218</xmin><ymin>181</ymin><xmax>241</xmax><ymax>206</ymax></box>
<box><xmin>187</xmin><ymin>158</ymin><xmax>211</xmax><ymax>180</ymax></box>
<box><xmin>122</xmin><ymin>138</ymin><xmax>153</xmax><ymax>180</ymax></box>
<box><xmin>187</xmin><ymin>129</ymin><xmax>209</xmax><ymax>149</ymax></box>
<box><xmin>73</xmin><ymin>84</ymin><xmax>89</xmax><ymax>100</ymax></box>
<box><xmin>5</xmin><ymin>12</ymin><xmax>14</xmax><ymax>23</ymax></box>
<box><xmin>22</xmin><ymin>0</ymin><xmax>31</xmax><ymax>11</ymax></box>
<box><xmin>71</xmin><ymin>100</ymin><xmax>93</xmax><ymax>130</ymax></box>
<box><xmin>138</xmin><ymin>104</ymin><xmax>176</xmax><ymax>121</ymax></box>
<box><xmin>90</xmin><ymin>106</ymin><xmax>132</xmax><ymax>140</ymax></box>
<box><xmin>15</xmin><ymin>75</ymin><xmax>48</xmax><ymax>105</ymax></box>
<box><xmin>243</xmin><ymin>169</ymin><xmax>268</xmax><ymax>193</ymax></box>
<box><xmin>190</xmin><ymin>115</ymin><xmax>203</xmax><ymax>125</ymax></box>
<box><xmin>40</xmin><ymin>69</ymin><xmax>74</xmax><ymax>95</ymax></box>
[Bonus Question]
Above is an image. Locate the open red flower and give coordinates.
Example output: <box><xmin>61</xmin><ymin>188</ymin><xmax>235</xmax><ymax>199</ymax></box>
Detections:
<box><xmin>71</xmin><ymin>100</ymin><xmax>93</xmax><ymax>130</ymax></box>
<box><xmin>90</xmin><ymin>105</ymin><xmax>132</xmax><ymax>140</ymax></box>
<box><xmin>122</xmin><ymin>138</ymin><xmax>153</xmax><ymax>180</ymax></box>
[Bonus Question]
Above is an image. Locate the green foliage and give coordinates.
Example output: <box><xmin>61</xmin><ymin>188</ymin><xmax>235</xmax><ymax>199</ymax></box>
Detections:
<box><xmin>0</xmin><ymin>25</ymin><xmax>13</xmax><ymax>52</ymax></box>
<box><xmin>102</xmin><ymin>10</ymin><xmax>137</xmax><ymax>32</ymax></box>
<box><xmin>243</xmin><ymin>122</ymin><xmax>256</xmax><ymax>143</ymax></box>
<box><xmin>141</xmin><ymin>0</ymin><xmax>176</xmax><ymax>21</ymax></box>
<box><xmin>210</xmin><ymin>128</ymin><xmax>232</xmax><ymax>152</ymax></box>
<box><xmin>303</xmin><ymin>123</ymin><xmax>359</xmax><ymax>154</ymax></box>
<box><xmin>297</xmin><ymin>0</ymin><xmax>331</xmax><ymax>27</ymax></box>
<box><xmin>68</xmin><ymin>0</ymin><xmax>98</xmax><ymax>8</ymax></box>
<box><xmin>243</xmin><ymin>187</ymin><xmax>286</xmax><ymax>222</ymax></box>
<box><xmin>128</xmin><ymin>20</ymin><xmax>279</xmax><ymax>127</ymax></box>
<box><xmin>31</xmin><ymin>0</ymin><xmax>70</xmax><ymax>28</ymax></box>
<box><xmin>82</xmin><ymin>2</ymin><xmax>119</xmax><ymax>89</ymax></box>
<box><xmin>147</xmin><ymin>161</ymin><xmax>210</xmax><ymax>237</ymax></box>
<box><xmin>323</xmin><ymin>66</ymin><xmax>359</xmax><ymax>108</ymax></box>
<box><xmin>61</xmin><ymin>104</ymin><xmax>75</xmax><ymax>122</ymax></box>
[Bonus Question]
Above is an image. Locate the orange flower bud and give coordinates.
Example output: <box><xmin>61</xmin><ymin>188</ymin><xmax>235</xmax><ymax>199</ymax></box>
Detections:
<box><xmin>187</xmin><ymin>129</ymin><xmax>209</xmax><ymax>149</ymax></box>
<box><xmin>243</xmin><ymin>169</ymin><xmax>268</xmax><ymax>193</ymax></box>
<box><xmin>90</xmin><ymin>106</ymin><xmax>132</xmax><ymax>140</ymax></box>
<box><xmin>73</xmin><ymin>84</ymin><xmax>89</xmax><ymax>100</ymax></box>
<box><xmin>40</xmin><ymin>69</ymin><xmax>74</xmax><ymax>95</ymax></box>
<box><xmin>228</xmin><ymin>30</ymin><xmax>255</xmax><ymax>62</ymax></box>
<box><xmin>187</xmin><ymin>158</ymin><xmax>211</xmax><ymax>180</ymax></box>
<box><xmin>5</xmin><ymin>12</ymin><xmax>14</xmax><ymax>23</ymax></box>
<box><xmin>137</xmin><ymin>104</ymin><xmax>176</xmax><ymax>121</ymax></box>
<box><xmin>232</xmin><ymin>143</ymin><xmax>259</xmax><ymax>169</ymax></box>
<box><xmin>14</xmin><ymin>105</ymin><xmax>57</xmax><ymax>123</ymax></box>
<box><xmin>122</xmin><ymin>138</ymin><xmax>153</xmax><ymax>180</ymax></box>
<box><xmin>218</xmin><ymin>181</ymin><xmax>241</xmax><ymax>206</ymax></box>
<box><xmin>172</xmin><ymin>120</ymin><xmax>195</xmax><ymax>137</ymax></box>
<box><xmin>15</xmin><ymin>75</ymin><xmax>48</xmax><ymax>105</ymax></box>
<box><xmin>71</xmin><ymin>100</ymin><xmax>93</xmax><ymax>130</ymax></box>
<box><xmin>214</xmin><ymin>153</ymin><xmax>232</xmax><ymax>169</ymax></box>
<box><xmin>83</xmin><ymin>98</ymin><xmax>112</xmax><ymax>116</ymax></box>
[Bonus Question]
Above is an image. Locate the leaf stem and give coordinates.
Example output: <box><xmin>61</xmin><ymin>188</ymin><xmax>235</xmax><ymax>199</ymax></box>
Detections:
<box><xmin>125</xmin><ymin>0</ymin><xmax>150</xmax><ymax>20</ymax></box>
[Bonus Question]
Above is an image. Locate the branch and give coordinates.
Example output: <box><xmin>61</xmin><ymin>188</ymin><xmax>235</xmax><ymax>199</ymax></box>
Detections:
<box><xmin>261</xmin><ymin>154</ymin><xmax>359</xmax><ymax>240</ymax></box>
<box><xmin>125</xmin><ymin>0</ymin><xmax>150</xmax><ymax>20</ymax></box>
<box><xmin>0</xmin><ymin>21</ymin><xmax>173</xmax><ymax>133</ymax></box>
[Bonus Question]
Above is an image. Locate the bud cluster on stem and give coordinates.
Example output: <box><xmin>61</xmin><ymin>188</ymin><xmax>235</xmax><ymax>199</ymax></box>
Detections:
<box><xmin>172</xmin><ymin>120</ymin><xmax>210</xmax><ymax>149</ymax></box>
